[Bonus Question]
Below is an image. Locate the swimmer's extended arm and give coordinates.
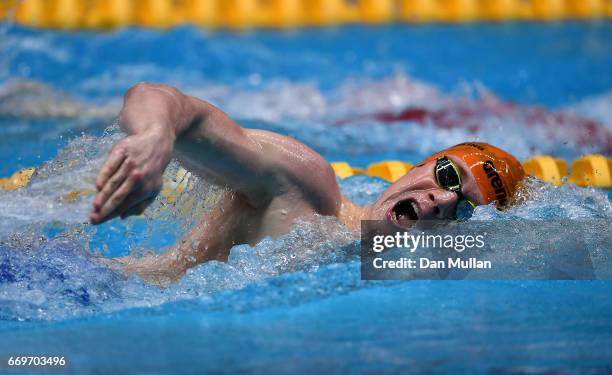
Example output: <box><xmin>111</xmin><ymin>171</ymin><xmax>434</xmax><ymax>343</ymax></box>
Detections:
<box><xmin>90</xmin><ymin>82</ymin><xmax>340</xmax><ymax>224</ymax></box>
<box><xmin>115</xmin><ymin>191</ymin><xmax>251</xmax><ymax>284</ymax></box>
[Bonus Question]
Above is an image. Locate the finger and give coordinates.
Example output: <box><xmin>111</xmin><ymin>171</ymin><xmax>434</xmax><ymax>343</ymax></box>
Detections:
<box><xmin>93</xmin><ymin>160</ymin><xmax>132</xmax><ymax>212</ymax></box>
<box><xmin>91</xmin><ymin>189</ymin><xmax>143</xmax><ymax>224</ymax></box>
<box><xmin>107</xmin><ymin>188</ymin><xmax>148</xmax><ymax>220</ymax></box>
<box><xmin>97</xmin><ymin>171</ymin><xmax>143</xmax><ymax>221</ymax></box>
<box><xmin>91</xmin><ymin>192</ymin><xmax>139</xmax><ymax>225</ymax></box>
<box><xmin>96</xmin><ymin>147</ymin><xmax>127</xmax><ymax>191</ymax></box>
<box><xmin>121</xmin><ymin>196</ymin><xmax>156</xmax><ymax>219</ymax></box>
<box><xmin>92</xmin><ymin>171</ymin><xmax>143</xmax><ymax>224</ymax></box>
<box><xmin>91</xmin><ymin>188</ymin><xmax>140</xmax><ymax>224</ymax></box>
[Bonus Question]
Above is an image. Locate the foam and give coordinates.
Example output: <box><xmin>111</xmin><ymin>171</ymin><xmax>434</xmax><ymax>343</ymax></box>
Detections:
<box><xmin>0</xmin><ymin>129</ymin><xmax>610</xmax><ymax>321</ymax></box>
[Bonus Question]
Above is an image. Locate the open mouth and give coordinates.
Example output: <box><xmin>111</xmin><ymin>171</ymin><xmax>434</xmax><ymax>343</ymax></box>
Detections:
<box><xmin>389</xmin><ymin>199</ymin><xmax>419</xmax><ymax>228</ymax></box>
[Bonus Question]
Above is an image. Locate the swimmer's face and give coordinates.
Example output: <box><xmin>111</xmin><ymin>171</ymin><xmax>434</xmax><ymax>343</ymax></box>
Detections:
<box><xmin>367</xmin><ymin>156</ymin><xmax>486</xmax><ymax>228</ymax></box>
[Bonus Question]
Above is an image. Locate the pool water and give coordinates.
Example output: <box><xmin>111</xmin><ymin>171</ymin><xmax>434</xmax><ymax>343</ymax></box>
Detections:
<box><xmin>0</xmin><ymin>22</ymin><xmax>611</xmax><ymax>373</ymax></box>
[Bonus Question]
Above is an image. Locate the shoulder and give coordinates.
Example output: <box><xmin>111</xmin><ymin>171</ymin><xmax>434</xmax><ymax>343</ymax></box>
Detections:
<box><xmin>246</xmin><ymin>129</ymin><xmax>341</xmax><ymax>216</ymax></box>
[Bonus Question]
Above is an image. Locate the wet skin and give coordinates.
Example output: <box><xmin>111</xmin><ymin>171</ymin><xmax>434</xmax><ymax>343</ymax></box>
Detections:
<box><xmin>91</xmin><ymin>83</ymin><xmax>486</xmax><ymax>284</ymax></box>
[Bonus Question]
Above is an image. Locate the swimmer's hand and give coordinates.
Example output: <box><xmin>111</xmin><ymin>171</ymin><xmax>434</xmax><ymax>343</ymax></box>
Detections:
<box><xmin>90</xmin><ymin>128</ymin><xmax>174</xmax><ymax>224</ymax></box>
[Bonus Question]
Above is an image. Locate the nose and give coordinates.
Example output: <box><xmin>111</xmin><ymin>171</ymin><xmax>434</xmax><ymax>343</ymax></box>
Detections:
<box><xmin>413</xmin><ymin>189</ymin><xmax>458</xmax><ymax>219</ymax></box>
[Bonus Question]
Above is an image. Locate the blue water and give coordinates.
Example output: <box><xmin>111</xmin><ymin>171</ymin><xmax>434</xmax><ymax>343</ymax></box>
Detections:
<box><xmin>0</xmin><ymin>22</ymin><xmax>611</xmax><ymax>373</ymax></box>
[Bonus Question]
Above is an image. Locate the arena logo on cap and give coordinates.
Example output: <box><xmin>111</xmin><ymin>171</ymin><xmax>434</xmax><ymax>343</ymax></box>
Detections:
<box><xmin>459</xmin><ymin>142</ymin><xmax>485</xmax><ymax>151</ymax></box>
<box><xmin>483</xmin><ymin>160</ymin><xmax>508</xmax><ymax>206</ymax></box>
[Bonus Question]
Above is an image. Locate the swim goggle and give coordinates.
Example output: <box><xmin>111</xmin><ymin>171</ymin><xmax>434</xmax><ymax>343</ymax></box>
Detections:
<box><xmin>434</xmin><ymin>156</ymin><xmax>476</xmax><ymax>221</ymax></box>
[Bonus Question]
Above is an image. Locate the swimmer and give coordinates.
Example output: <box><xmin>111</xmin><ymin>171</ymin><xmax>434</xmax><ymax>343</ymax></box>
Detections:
<box><xmin>90</xmin><ymin>83</ymin><xmax>525</xmax><ymax>284</ymax></box>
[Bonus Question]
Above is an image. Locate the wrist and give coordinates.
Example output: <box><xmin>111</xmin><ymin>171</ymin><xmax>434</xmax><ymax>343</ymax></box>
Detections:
<box><xmin>150</xmin><ymin>123</ymin><xmax>176</xmax><ymax>142</ymax></box>
<box><xmin>145</xmin><ymin>124</ymin><xmax>175</xmax><ymax>160</ymax></box>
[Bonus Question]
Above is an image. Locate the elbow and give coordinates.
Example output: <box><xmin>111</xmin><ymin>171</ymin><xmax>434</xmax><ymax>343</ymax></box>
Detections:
<box><xmin>120</xmin><ymin>82</ymin><xmax>186</xmax><ymax>129</ymax></box>
<box><xmin>124</xmin><ymin>82</ymin><xmax>153</xmax><ymax>101</ymax></box>
<box><xmin>124</xmin><ymin>82</ymin><xmax>181</xmax><ymax>102</ymax></box>
<box><xmin>120</xmin><ymin>82</ymin><xmax>205</xmax><ymax>137</ymax></box>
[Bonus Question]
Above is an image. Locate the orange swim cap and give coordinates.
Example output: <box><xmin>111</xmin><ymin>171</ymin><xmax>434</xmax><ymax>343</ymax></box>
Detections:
<box><xmin>421</xmin><ymin>142</ymin><xmax>525</xmax><ymax>207</ymax></box>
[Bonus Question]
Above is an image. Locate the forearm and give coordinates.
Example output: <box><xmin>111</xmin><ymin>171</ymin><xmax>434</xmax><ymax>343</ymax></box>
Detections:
<box><xmin>115</xmin><ymin>226</ymin><xmax>224</xmax><ymax>285</ymax></box>
<box><xmin>118</xmin><ymin>192</ymin><xmax>245</xmax><ymax>284</ymax></box>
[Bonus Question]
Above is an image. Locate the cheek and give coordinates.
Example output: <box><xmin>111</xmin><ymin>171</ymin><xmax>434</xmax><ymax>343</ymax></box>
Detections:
<box><xmin>463</xmin><ymin>182</ymin><xmax>487</xmax><ymax>205</ymax></box>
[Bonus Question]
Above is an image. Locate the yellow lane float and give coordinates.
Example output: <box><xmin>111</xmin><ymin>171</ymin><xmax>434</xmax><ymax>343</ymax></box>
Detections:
<box><xmin>332</xmin><ymin>155</ymin><xmax>610</xmax><ymax>187</ymax></box>
<box><xmin>522</xmin><ymin>155</ymin><xmax>568</xmax><ymax>186</ymax></box>
<box><xmin>1</xmin><ymin>155</ymin><xmax>610</xmax><ymax>200</ymax></box>
<box><xmin>84</xmin><ymin>0</ymin><xmax>133</xmax><ymax>28</ymax></box>
<box><xmin>1</xmin><ymin>0</ymin><xmax>609</xmax><ymax>30</ymax></box>
<box><xmin>531</xmin><ymin>0</ymin><xmax>566</xmax><ymax>20</ymax></box>
<box><xmin>366</xmin><ymin>161</ymin><xmax>414</xmax><ymax>182</ymax></box>
<box><xmin>568</xmin><ymin>154</ymin><xmax>612</xmax><ymax>188</ymax></box>
<box><xmin>330</xmin><ymin>162</ymin><xmax>363</xmax><ymax>179</ymax></box>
